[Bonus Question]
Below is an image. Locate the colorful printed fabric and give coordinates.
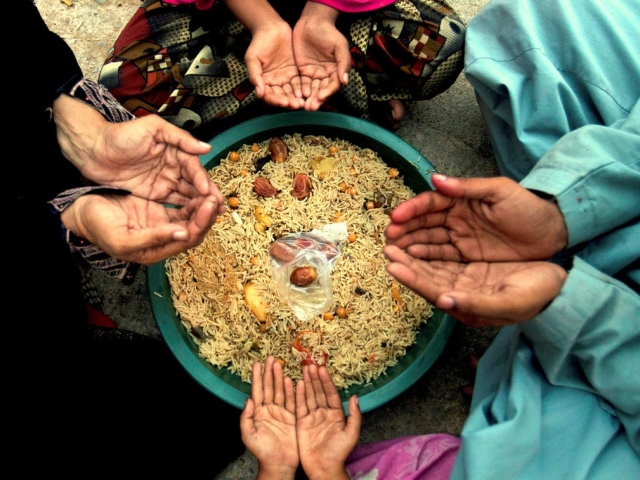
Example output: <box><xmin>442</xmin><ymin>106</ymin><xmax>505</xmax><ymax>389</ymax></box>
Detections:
<box><xmin>98</xmin><ymin>0</ymin><xmax>466</xmax><ymax>137</ymax></box>
<box><xmin>313</xmin><ymin>0</ymin><xmax>397</xmax><ymax>14</ymax></box>
<box><xmin>346</xmin><ymin>434</ymin><xmax>461</xmax><ymax>479</ymax></box>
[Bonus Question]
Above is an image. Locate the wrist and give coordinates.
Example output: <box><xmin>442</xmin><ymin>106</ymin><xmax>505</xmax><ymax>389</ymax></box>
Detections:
<box><xmin>52</xmin><ymin>94</ymin><xmax>108</xmax><ymax>171</ymax></box>
<box><xmin>300</xmin><ymin>1</ymin><xmax>339</xmax><ymax>23</ymax></box>
<box><xmin>305</xmin><ymin>468</ymin><xmax>350</xmax><ymax>480</ymax></box>
<box><xmin>256</xmin><ymin>462</ymin><xmax>297</xmax><ymax>480</ymax></box>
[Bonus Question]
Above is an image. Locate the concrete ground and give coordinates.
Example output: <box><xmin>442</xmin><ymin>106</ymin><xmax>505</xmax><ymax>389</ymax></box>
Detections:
<box><xmin>38</xmin><ymin>1</ymin><xmax>499</xmax><ymax>477</ymax></box>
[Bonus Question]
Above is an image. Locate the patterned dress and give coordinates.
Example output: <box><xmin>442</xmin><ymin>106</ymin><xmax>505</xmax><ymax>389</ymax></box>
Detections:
<box><xmin>98</xmin><ymin>0</ymin><xmax>466</xmax><ymax>138</ymax></box>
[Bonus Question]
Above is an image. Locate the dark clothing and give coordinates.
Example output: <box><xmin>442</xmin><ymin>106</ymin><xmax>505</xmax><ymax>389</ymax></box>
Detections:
<box><xmin>10</xmin><ymin>2</ymin><xmax>244</xmax><ymax>472</ymax></box>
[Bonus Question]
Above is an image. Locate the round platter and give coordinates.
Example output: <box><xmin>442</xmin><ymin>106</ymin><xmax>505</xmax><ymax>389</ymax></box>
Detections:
<box><xmin>147</xmin><ymin>111</ymin><xmax>456</xmax><ymax>413</ymax></box>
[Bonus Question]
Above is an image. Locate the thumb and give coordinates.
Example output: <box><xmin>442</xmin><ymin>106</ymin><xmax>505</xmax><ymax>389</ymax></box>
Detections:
<box><xmin>345</xmin><ymin>395</ymin><xmax>362</xmax><ymax>438</ymax></box>
<box><xmin>245</xmin><ymin>56</ymin><xmax>265</xmax><ymax>98</ymax></box>
<box><xmin>239</xmin><ymin>397</ymin><xmax>256</xmax><ymax>434</ymax></box>
<box><xmin>336</xmin><ymin>47</ymin><xmax>351</xmax><ymax>86</ymax></box>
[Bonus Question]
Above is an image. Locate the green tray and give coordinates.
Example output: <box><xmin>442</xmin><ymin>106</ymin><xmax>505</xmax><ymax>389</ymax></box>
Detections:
<box><xmin>147</xmin><ymin>111</ymin><xmax>456</xmax><ymax>413</ymax></box>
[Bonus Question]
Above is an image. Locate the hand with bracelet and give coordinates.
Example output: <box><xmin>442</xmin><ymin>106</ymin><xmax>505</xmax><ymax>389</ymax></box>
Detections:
<box><xmin>52</xmin><ymin>92</ymin><xmax>224</xmax><ymax>265</ymax></box>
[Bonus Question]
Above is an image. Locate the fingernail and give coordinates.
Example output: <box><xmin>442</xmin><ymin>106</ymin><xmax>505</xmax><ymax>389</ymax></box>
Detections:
<box><xmin>432</xmin><ymin>173</ymin><xmax>448</xmax><ymax>182</ymax></box>
<box><xmin>199</xmin><ymin>141</ymin><xmax>211</xmax><ymax>149</ymax></box>
<box><xmin>438</xmin><ymin>295</ymin><xmax>456</xmax><ymax>310</ymax></box>
<box><xmin>343</xmin><ymin>73</ymin><xmax>349</xmax><ymax>84</ymax></box>
<box><xmin>173</xmin><ymin>230</ymin><xmax>188</xmax><ymax>241</ymax></box>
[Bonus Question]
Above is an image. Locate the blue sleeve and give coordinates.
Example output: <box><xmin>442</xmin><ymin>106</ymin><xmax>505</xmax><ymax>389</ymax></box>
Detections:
<box><xmin>519</xmin><ymin>257</ymin><xmax>640</xmax><ymax>454</ymax></box>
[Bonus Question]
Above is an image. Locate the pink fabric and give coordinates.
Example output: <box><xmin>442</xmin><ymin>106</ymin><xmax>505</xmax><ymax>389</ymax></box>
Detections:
<box><xmin>346</xmin><ymin>434</ymin><xmax>460</xmax><ymax>480</ymax></box>
<box><xmin>161</xmin><ymin>0</ymin><xmax>215</xmax><ymax>10</ymax></box>
<box><xmin>311</xmin><ymin>0</ymin><xmax>397</xmax><ymax>14</ymax></box>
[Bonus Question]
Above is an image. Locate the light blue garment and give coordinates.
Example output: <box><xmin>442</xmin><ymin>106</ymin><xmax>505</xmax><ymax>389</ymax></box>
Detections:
<box><xmin>451</xmin><ymin>0</ymin><xmax>640</xmax><ymax>477</ymax></box>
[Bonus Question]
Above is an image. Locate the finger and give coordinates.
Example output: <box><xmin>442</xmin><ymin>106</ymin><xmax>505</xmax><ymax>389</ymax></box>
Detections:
<box><xmin>384</xmin><ymin>246</ymin><xmax>460</xmax><ymax>303</ymax></box>
<box><xmin>387</xmin><ymin>190</ymin><xmax>454</xmax><ymax>226</ymax></box>
<box><xmin>385</xmin><ymin>223</ymin><xmax>452</xmax><ymax>248</ymax></box>
<box><xmin>308</xmin><ymin>363</ymin><xmax>327</xmax><ymax>409</ymax></box>
<box><xmin>290</xmin><ymin>75</ymin><xmax>303</xmax><ymax>100</ymax></box>
<box><xmin>251</xmin><ymin>361</ymin><xmax>265</xmax><ymax>406</ymax></box>
<box><xmin>245</xmin><ymin>58</ymin><xmax>265</xmax><ymax>99</ymax></box>
<box><xmin>263</xmin><ymin>356</ymin><xmax>276</xmax><ymax>404</ymax></box>
<box><xmin>262</xmin><ymin>86</ymin><xmax>291</xmax><ymax>108</ymax></box>
<box><xmin>186</xmin><ymin>197</ymin><xmax>218</xmax><ymax>240</ymax></box>
<box><xmin>295</xmin><ymin>379</ymin><xmax>309</xmax><ymax>419</ymax></box>
<box><xmin>300</xmin><ymin>74</ymin><xmax>313</xmax><ymax>99</ymax></box>
<box><xmin>239</xmin><ymin>397</ymin><xmax>256</xmax><ymax>436</ymax></box>
<box><xmin>284</xmin><ymin>376</ymin><xmax>296</xmax><ymax>415</ymax></box>
<box><xmin>177</xmin><ymin>155</ymin><xmax>218</xmax><ymax>197</ymax></box>
<box><xmin>315</xmin><ymin>76</ymin><xmax>340</xmax><ymax>105</ymax></box>
<box><xmin>405</xmin><ymin>243</ymin><xmax>464</xmax><ymax>262</ymax></box>
<box><xmin>303</xmin><ymin>364</ymin><xmax>318</xmax><ymax>411</ymax></box>
<box><xmin>431</xmin><ymin>174</ymin><xmax>517</xmax><ymax>204</ymax></box>
<box><xmin>273</xmin><ymin>358</ymin><xmax>285</xmax><ymax>406</ymax></box>
<box><xmin>151</xmin><ymin>116</ymin><xmax>212</xmax><ymax>156</ymax></box>
<box><xmin>317</xmin><ymin>366</ymin><xmax>341</xmax><ymax>410</ymax></box>
<box><xmin>336</xmin><ymin>45</ymin><xmax>351</xmax><ymax>86</ymax></box>
<box><xmin>345</xmin><ymin>395</ymin><xmax>362</xmax><ymax>439</ymax></box>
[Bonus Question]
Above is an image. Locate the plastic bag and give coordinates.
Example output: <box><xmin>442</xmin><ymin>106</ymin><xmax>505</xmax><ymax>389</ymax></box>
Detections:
<box><xmin>269</xmin><ymin>223</ymin><xmax>347</xmax><ymax>321</ymax></box>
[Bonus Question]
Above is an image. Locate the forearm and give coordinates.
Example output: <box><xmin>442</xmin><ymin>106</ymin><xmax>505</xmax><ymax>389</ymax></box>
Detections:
<box><xmin>300</xmin><ymin>1</ymin><xmax>339</xmax><ymax>23</ymax></box>
<box><xmin>521</xmin><ymin>100</ymin><xmax>640</xmax><ymax>248</ymax></box>
<box><xmin>221</xmin><ymin>0</ymin><xmax>284</xmax><ymax>32</ymax></box>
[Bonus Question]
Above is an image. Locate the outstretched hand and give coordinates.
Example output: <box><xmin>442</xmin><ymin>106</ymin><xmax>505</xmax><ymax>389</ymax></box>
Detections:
<box><xmin>246</xmin><ymin>21</ymin><xmax>306</xmax><ymax>110</ymax></box>
<box><xmin>296</xmin><ymin>364</ymin><xmax>360</xmax><ymax>480</ymax></box>
<box><xmin>240</xmin><ymin>356</ymin><xmax>299</xmax><ymax>480</ymax></box>
<box><xmin>384</xmin><ymin>245</ymin><xmax>568</xmax><ymax>327</ymax></box>
<box><xmin>385</xmin><ymin>174</ymin><xmax>568</xmax><ymax>263</ymax></box>
<box><xmin>53</xmin><ymin>95</ymin><xmax>224</xmax><ymax>213</ymax></box>
<box><xmin>60</xmin><ymin>191</ymin><xmax>220</xmax><ymax>265</ymax></box>
<box><xmin>293</xmin><ymin>2</ymin><xmax>350</xmax><ymax>111</ymax></box>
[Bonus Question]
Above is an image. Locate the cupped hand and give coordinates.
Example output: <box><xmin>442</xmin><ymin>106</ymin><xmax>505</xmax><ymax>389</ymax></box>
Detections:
<box><xmin>385</xmin><ymin>174</ymin><xmax>568</xmax><ymax>263</ymax></box>
<box><xmin>384</xmin><ymin>244</ymin><xmax>568</xmax><ymax>327</ymax></box>
<box><xmin>293</xmin><ymin>2</ymin><xmax>350</xmax><ymax>111</ymax></box>
<box><xmin>296</xmin><ymin>364</ymin><xmax>360</xmax><ymax>480</ymax></box>
<box><xmin>60</xmin><ymin>191</ymin><xmax>219</xmax><ymax>265</ymax></box>
<box><xmin>240</xmin><ymin>356</ymin><xmax>299</xmax><ymax>480</ymax></box>
<box><xmin>245</xmin><ymin>21</ymin><xmax>306</xmax><ymax>110</ymax></box>
<box><xmin>53</xmin><ymin>96</ymin><xmax>224</xmax><ymax>212</ymax></box>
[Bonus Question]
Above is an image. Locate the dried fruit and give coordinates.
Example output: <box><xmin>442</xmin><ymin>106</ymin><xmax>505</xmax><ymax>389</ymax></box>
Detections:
<box><xmin>268</xmin><ymin>137</ymin><xmax>288</xmax><ymax>163</ymax></box>
<box><xmin>244</xmin><ymin>281</ymin><xmax>268</xmax><ymax>321</ymax></box>
<box><xmin>254</xmin><ymin>176</ymin><xmax>279</xmax><ymax>198</ymax></box>
<box><xmin>291</xmin><ymin>173</ymin><xmax>313</xmax><ymax>200</ymax></box>
<box><xmin>309</xmin><ymin>156</ymin><xmax>337</xmax><ymax>179</ymax></box>
<box><xmin>290</xmin><ymin>266</ymin><xmax>318</xmax><ymax>287</ymax></box>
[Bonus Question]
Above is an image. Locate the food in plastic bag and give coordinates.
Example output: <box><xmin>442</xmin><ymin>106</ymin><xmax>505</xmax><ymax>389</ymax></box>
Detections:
<box><xmin>268</xmin><ymin>223</ymin><xmax>347</xmax><ymax>321</ymax></box>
